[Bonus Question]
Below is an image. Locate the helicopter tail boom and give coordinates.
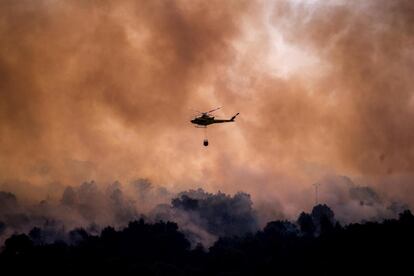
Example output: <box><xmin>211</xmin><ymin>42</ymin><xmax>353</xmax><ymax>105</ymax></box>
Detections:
<box><xmin>211</xmin><ymin>113</ymin><xmax>240</xmax><ymax>124</ymax></box>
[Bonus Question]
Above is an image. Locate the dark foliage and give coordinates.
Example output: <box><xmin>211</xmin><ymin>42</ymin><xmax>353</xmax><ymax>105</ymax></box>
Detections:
<box><xmin>1</xmin><ymin>207</ymin><xmax>414</xmax><ymax>275</ymax></box>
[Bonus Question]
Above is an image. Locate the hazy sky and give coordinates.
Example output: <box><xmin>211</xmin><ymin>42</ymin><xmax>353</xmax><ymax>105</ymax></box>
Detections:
<box><xmin>1</xmin><ymin>0</ymin><xmax>413</xmax><ymax>213</ymax></box>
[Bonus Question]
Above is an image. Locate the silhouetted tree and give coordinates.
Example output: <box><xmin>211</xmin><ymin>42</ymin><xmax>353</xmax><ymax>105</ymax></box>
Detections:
<box><xmin>0</xmin><ymin>221</ymin><xmax>6</xmax><ymax>235</ymax></box>
<box><xmin>311</xmin><ymin>204</ymin><xmax>335</xmax><ymax>235</ymax></box>
<box><xmin>297</xmin><ymin>212</ymin><xmax>315</xmax><ymax>236</ymax></box>
<box><xmin>1</xmin><ymin>206</ymin><xmax>413</xmax><ymax>275</ymax></box>
<box><xmin>3</xmin><ymin>234</ymin><xmax>33</xmax><ymax>256</ymax></box>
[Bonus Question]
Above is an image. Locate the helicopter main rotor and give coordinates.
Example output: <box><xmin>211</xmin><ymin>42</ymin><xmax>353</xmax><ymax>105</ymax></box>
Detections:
<box><xmin>191</xmin><ymin>106</ymin><xmax>222</xmax><ymax>117</ymax></box>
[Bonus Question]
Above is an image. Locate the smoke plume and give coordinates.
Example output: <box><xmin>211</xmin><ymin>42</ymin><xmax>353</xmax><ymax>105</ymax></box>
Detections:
<box><xmin>1</xmin><ymin>0</ymin><xmax>414</xmax><ymax>232</ymax></box>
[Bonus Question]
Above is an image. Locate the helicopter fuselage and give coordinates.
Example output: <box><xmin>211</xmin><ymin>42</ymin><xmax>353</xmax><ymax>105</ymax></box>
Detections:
<box><xmin>190</xmin><ymin>113</ymin><xmax>239</xmax><ymax>127</ymax></box>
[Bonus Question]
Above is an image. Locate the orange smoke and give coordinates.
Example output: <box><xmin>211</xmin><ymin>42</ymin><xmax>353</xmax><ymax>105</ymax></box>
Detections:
<box><xmin>0</xmin><ymin>0</ymin><xmax>413</xmax><ymax>211</ymax></box>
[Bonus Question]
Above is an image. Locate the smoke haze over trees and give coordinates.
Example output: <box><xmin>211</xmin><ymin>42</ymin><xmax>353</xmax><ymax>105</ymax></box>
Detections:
<box><xmin>0</xmin><ymin>178</ymin><xmax>409</xmax><ymax>247</ymax></box>
<box><xmin>1</xmin><ymin>203</ymin><xmax>413</xmax><ymax>275</ymax></box>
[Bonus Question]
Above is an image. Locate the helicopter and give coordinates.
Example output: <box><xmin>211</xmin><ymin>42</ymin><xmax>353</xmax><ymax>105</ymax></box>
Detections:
<box><xmin>190</xmin><ymin>107</ymin><xmax>239</xmax><ymax>146</ymax></box>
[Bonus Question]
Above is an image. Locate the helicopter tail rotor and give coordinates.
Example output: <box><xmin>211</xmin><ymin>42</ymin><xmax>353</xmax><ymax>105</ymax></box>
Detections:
<box><xmin>230</xmin><ymin>112</ymin><xmax>240</xmax><ymax>121</ymax></box>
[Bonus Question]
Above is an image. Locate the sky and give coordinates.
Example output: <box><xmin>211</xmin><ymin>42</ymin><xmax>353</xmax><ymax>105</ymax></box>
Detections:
<box><xmin>1</xmin><ymin>0</ymin><xmax>414</xmax><ymax>217</ymax></box>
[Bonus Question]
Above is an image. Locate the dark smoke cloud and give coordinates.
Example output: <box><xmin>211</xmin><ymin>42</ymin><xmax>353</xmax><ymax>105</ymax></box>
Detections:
<box><xmin>0</xmin><ymin>177</ymin><xmax>407</xmax><ymax>248</ymax></box>
<box><xmin>307</xmin><ymin>175</ymin><xmax>410</xmax><ymax>224</ymax></box>
<box><xmin>153</xmin><ymin>188</ymin><xmax>258</xmax><ymax>246</ymax></box>
<box><xmin>0</xmin><ymin>180</ymin><xmax>172</xmax><ymax>245</ymax></box>
<box><xmin>0</xmin><ymin>180</ymin><xmax>259</xmax><ymax>247</ymax></box>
